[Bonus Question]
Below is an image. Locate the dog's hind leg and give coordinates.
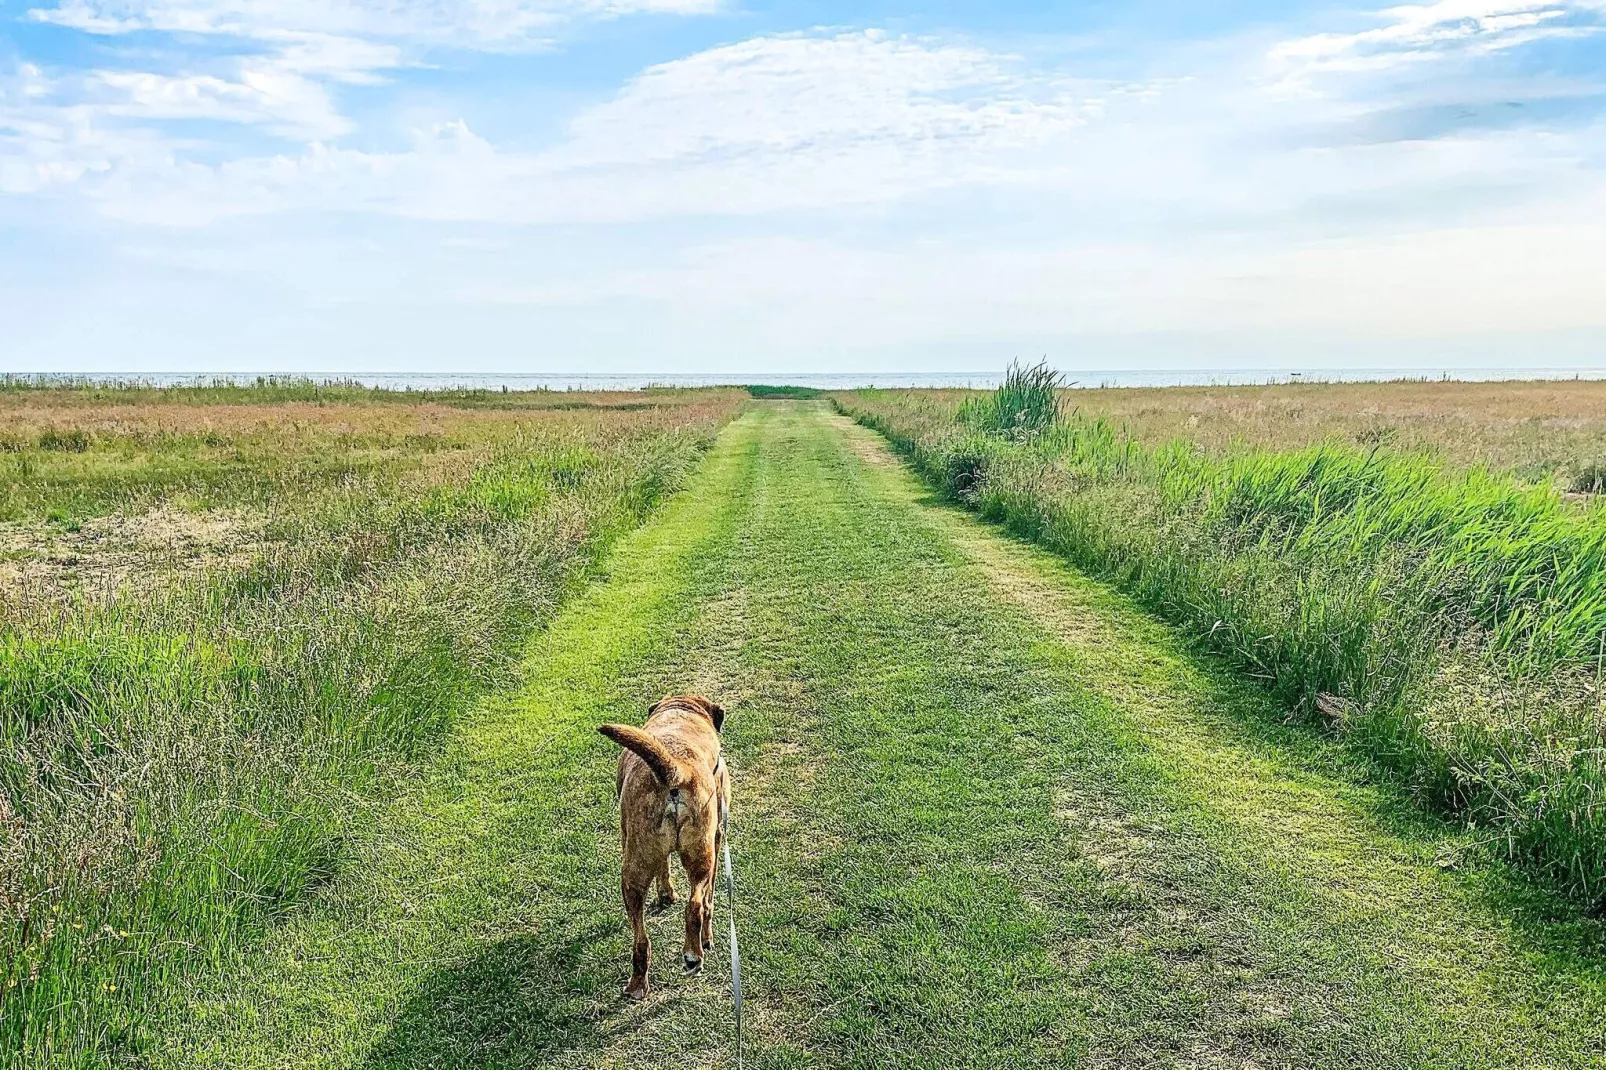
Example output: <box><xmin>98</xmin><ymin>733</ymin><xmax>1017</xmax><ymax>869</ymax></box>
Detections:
<box><xmin>655</xmin><ymin>856</ymin><xmax>676</xmax><ymax>907</ymax></box>
<box><xmin>700</xmin><ymin>885</ymin><xmax>714</xmax><ymax>955</ymax></box>
<box><xmin>680</xmin><ymin>844</ymin><xmax>716</xmax><ymax>970</ymax></box>
<box><xmin>710</xmin><ymin>827</ymin><xmax>723</xmax><ymax>951</ymax></box>
<box><xmin>622</xmin><ymin>867</ymin><xmax>654</xmax><ymax>1001</ymax></box>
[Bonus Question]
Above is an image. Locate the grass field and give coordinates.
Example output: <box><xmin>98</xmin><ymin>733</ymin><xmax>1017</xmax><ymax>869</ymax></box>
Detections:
<box><xmin>7</xmin><ymin>386</ymin><xmax>1606</xmax><ymax>1068</ymax></box>
<box><xmin>0</xmin><ymin>382</ymin><xmax>743</xmax><ymax>1066</ymax></box>
<box><xmin>144</xmin><ymin>405</ymin><xmax>1606</xmax><ymax>1068</ymax></box>
<box><xmin>835</xmin><ymin>375</ymin><xmax>1606</xmax><ymax>906</ymax></box>
<box><xmin>896</xmin><ymin>378</ymin><xmax>1606</xmax><ymax>486</ymax></box>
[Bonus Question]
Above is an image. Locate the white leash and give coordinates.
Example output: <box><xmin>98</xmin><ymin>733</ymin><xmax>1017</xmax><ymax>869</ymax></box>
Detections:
<box><xmin>722</xmin><ymin>834</ymin><xmax>743</xmax><ymax>1070</ymax></box>
<box><xmin>719</xmin><ymin>777</ymin><xmax>743</xmax><ymax>1070</ymax></box>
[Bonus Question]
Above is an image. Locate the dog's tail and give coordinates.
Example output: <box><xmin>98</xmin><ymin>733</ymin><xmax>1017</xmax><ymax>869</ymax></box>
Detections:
<box><xmin>598</xmin><ymin>724</ymin><xmax>686</xmax><ymax>787</ymax></box>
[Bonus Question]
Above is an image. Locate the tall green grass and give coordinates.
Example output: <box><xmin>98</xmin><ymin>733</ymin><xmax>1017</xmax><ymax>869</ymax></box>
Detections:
<box><xmin>746</xmin><ymin>384</ymin><xmax>824</xmax><ymax>400</ymax></box>
<box><xmin>836</xmin><ymin>384</ymin><xmax>1606</xmax><ymax>906</ymax></box>
<box><xmin>0</xmin><ymin>397</ymin><xmax>738</xmax><ymax>1067</ymax></box>
<box><xmin>959</xmin><ymin>360</ymin><xmax>1063</xmax><ymax>439</ymax></box>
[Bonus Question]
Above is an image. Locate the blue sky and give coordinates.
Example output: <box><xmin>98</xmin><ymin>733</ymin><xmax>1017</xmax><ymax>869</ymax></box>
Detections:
<box><xmin>2</xmin><ymin>0</ymin><xmax>1604</xmax><ymax>373</ymax></box>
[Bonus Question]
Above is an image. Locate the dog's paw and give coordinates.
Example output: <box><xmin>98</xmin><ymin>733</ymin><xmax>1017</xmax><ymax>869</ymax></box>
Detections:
<box><xmin>703</xmin><ymin>938</ymin><xmax>713</xmax><ymax>952</ymax></box>
<box><xmin>682</xmin><ymin>953</ymin><xmax>703</xmax><ymax>975</ymax></box>
<box><xmin>623</xmin><ymin>982</ymin><xmax>649</xmax><ymax>1002</ymax></box>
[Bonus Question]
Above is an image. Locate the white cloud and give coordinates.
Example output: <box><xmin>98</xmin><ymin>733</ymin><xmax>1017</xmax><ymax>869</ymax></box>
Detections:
<box><xmin>257</xmin><ymin>33</ymin><xmax>408</xmax><ymax>84</ymax></box>
<box><xmin>1</xmin><ymin>66</ymin><xmax>145</xmax><ymax>195</ymax></box>
<box><xmin>11</xmin><ymin>0</ymin><xmax>727</xmax><ymax>177</ymax></box>
<box><xmin>12</xmin><ymin>31</ymin><xmax>1101</xmax><ymax>225</ymax></box>
<box><xmin>8</xmin><ymin>11</ymin><xmax>1601</xmax><ymax>231</ymax></box>
<box><xmin>29</xmin><ymin>0</ymin><xmax>724</xmax><ymax>50</ymax></box>
<box><xmin>558</xmin><ymin>31</ymin><xmax>1089</xmax><ymax>166</ymax></box>
<box><xmin>90</xmin><ymin>69</ymin><xmax>342</xmax><ymax>140</ymax></box>
<box><xmin>74</xmin><ymin>32</ymin><xmax>407</xmax><ymax>141</ymax></box>
<box><xmin>0</xmin><ymin>41</ymin><xmax>391</xmax><ymax>187</ymax></box>
<box><xmin>1272</xmin><ymin>0</ymin><xmax>1606</xmax><ymax>80</ymax></box>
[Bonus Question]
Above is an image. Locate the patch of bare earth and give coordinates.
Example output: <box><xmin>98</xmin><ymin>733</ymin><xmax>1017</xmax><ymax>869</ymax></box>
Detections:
<box><xmin>821</xmin><ymin>412</ymin><xmax>899</xmax><ymax>468</ymax></box>
<box><xmin>0</xmin><ymin>506</ymin><xmax>265</xmax><ymax>599</ymax></box>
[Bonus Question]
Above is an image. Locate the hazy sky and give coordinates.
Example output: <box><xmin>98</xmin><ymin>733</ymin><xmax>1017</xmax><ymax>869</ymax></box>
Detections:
<box><xmin>3</xmin><ymin>0</ymin><xmax>1604</xmax><ymax>373</ymax></box>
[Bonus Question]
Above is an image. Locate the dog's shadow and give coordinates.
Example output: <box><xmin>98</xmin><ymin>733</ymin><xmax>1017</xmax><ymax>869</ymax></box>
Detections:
<box><xmin>360</xmin><ymin>918</ymin><xmax>672</xmax><ymax>1070</ymax></box>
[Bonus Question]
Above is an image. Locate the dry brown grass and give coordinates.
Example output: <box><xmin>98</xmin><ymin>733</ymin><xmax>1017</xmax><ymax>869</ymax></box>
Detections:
<box><xmin>1059</xmin><ymin>378</ymin><xmax>1606</xmax><ymax>481</ymax></box>
<box><xmin>0</xmin><ymin>392</ymin><xmax>743</xmax><ymax>450</ymax></box>
<box><xmin>0</xmin><ymin>389</ymin><xmax>747</xmax><ymax>600</ymax></box>
<box><xmin>897</xmin><ymin>378</ymin><xmax>1606</xmax><ymax>481</ymax></box>
<box><xmin>0</xmin><ymin>389</ymin><xmax>747</xmax><ymax>527</ymax></box>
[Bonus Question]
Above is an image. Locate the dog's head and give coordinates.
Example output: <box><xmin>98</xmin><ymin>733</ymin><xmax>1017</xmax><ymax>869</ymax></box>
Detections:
<box><xmin>649</xmin><ymin>693</ymin><xmax>725</xmax><ymax>733</ymax></box>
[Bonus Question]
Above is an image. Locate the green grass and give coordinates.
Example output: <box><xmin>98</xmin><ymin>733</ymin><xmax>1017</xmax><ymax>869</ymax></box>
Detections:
<box><xmin>746</xmin><ymin>385</ymin><xmax>825</xmax><ymax>400</ymax></box>
<box><xmin>0</xmin><ymin>433</ymin><xmax>397</xmax><ymax>523</ymax></box>
<box><xmin>834</xmin><ymin>385</ymin><xmax>1606</xmax><ymax>906</ymax></box>
<box><xmin>958</xmin><ymin>359</ymin><xmax>1063</xmax><ymax>439</ymax></box>
<box><xmin>132</xmin><ymin>404</ymin><xmax>1606</xmax><ymax>1068</ymax></box>
<box><xmin>0</xmin><ymin>391</ymin><xmax>739</xmax><ymax>1067</ymax></box>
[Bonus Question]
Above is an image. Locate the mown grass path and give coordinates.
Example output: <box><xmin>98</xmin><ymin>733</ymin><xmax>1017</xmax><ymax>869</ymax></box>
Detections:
<box><xmin>155</xmin><ymin>403</ymin><xmax>1606</xmax><ymax>1069</ymax></box>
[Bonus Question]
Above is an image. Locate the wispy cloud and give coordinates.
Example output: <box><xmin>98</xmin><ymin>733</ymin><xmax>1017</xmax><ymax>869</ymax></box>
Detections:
<box><xmin>557</xmin><ymin>30</ymin><xmax>1094</xmax><ymax>167</ymax></box>
<box><xmin>3</xmin><ymin>0</ymin><xmax>731</xmax><ymax>202</ymax></box>
<box><xmin>82</xmin><ymin>33</ymin><xmax>403</xmax><ymax>141</ymax></box>
<box><xmin>1271</xmin><ymin>0</ymin><xmax>1606</xmax><ymax>80</ymax></box>
<box><xmin>10</xmin><ymin>5</ymin><xmax>1600</xmax><ymax>223</ymax></box>
<box><xmin>5</xmin><ymin>30</ymin><xmax>1105</xmax><ymax>224</ymax></box>
<box><xmin>28</xmin><ymin>0</ymin><xmax>724</xmax><ymax>49</ymax></box>
<box><xmin>8</xmin><ymin>0</ymin><xmax>731</xmax><ymax>182</ymax></box>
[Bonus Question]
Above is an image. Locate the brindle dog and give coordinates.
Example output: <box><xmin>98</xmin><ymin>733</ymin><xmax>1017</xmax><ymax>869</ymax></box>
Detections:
<box><xmin>598</xmin><ymin>695</ymin><xmax>730</xmax><ymax>1001</ymax></box>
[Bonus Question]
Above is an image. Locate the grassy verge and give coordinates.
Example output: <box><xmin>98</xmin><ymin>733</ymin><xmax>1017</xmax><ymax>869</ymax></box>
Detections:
<box><xmin>0</xmin><ymin>386</ymin><xmax>742</xmax><ymax>1067</ymax></box>
<box><xmin>833</xmin><ymin>379</ymin><xmax>1606</xmax><ymax>905</ymax></box>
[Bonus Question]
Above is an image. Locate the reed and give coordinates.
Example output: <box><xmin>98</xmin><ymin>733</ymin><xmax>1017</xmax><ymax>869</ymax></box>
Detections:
<box><xmin>959</xmin><ymin>360</ymin><xmax>1063</xmax><ymax>440</ymax></box>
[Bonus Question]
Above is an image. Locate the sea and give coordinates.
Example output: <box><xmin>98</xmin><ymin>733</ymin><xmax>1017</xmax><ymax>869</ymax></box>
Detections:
<box><xmin>11</xmin><ymin>369</ymin><xmax>1606</xmax><ymax>392</ymax></box>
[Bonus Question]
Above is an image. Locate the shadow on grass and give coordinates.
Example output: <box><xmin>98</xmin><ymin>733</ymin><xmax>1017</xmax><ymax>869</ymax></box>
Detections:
<box><xmin>361</xmin><ymin>919</ymin><xmax>660</xmax><ymax>1070</ymax></box>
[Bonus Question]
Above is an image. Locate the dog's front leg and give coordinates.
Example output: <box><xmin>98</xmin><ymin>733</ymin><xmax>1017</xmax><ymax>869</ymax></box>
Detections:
<box><xmin>622</xmin><ymin>869</ymin><xmax>653</xmax><ymax>1001</ymax></box>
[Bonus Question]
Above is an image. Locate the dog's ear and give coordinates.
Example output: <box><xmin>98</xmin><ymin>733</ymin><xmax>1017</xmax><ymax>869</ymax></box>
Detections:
<box><xmin>698</xmin><ymin>697</ymin><xmax>726</xmax><ymax>733</ymax></box>
<box><xmin>647</xmin><ymin>696</ymin><xmax>670</xmax><ymax>716</ymax></box>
